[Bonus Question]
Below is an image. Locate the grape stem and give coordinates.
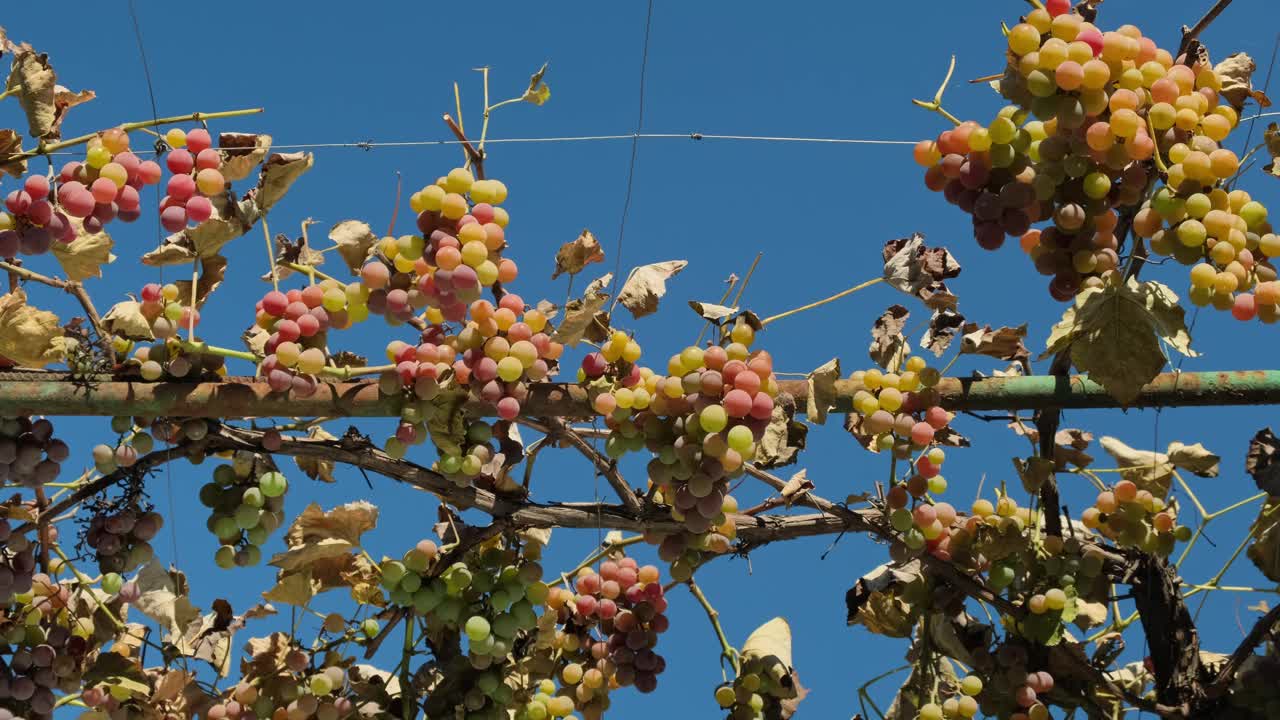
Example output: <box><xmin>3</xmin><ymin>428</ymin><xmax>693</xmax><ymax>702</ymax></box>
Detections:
<box><xmin>687</xmin><ymin>579</ymin><xmax>741</xmax><ymax>676</ymax></box>
<box><xmin>400</xmin><ymin>616</ymin><xmax>415</xmax><ymax>720</ymax></box>
<box><xmin>282</xmin><ymin>262</ymin><xmax>338</xmax><ymax>284</ymax></box>
<box><xmin>443</xmin><ymin>113</ymin><xmax>485</xmax><ymax>180</ymax></box>
<box><xmin>759</xmin><ymin>276</ymin><xmax>884</xmax><ymax>326</ymax></box>
<box><xmin>14</xmin><ymin>107</ymin><xmax>264</xmax><ymax>161</ymax></box>
<box><xmin>0</xmin><ymin>259</ymin><xmax>114</xmax><ymax>364</ymax></box>
<box><xmin>561</xmin><ymin>534</ymin><xmax>645</xmax><ymax>584</ymax></box>
<box><xmin>318</xmin><ymin>363</ymin><xmax>396</xmax><ymax>380</ymax></box>
<box><xmin>178</xmin><ymin>340</ymin><xmax>261</xmax><ymax>364</ymax></box>
<box><xmin>911</xmin><ymin>56</ymin><xmax>962</xmax><ymax>127</ymax></box>
<box><xmin>264</xmin><ymin>218</ymin><xmax>279</xmax><ymax>292</ymax></box>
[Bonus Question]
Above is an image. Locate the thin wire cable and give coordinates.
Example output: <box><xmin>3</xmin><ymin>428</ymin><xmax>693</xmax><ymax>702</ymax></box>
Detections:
<box><xmin>1239</xmin><ymin>33</ymin><xmax>1280</xmax><ymax>156</ymax></box>
<box><xmin>610</xmin><ymin>0</ymin><xmax>655</xmax><ymax>296</ymax></box>
<box><xmin>32</xmin><ymin>132</ymin><xmax>917</xmax><ymax>156</ymax></box>
<box><xmin>127</xmin><ymin>0</ymin><xmax>180</xmax><ymax>567</ymax></box>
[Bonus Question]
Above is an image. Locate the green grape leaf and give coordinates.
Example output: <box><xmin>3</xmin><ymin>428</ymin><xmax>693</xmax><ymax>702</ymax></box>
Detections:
<box><xmin>102</xmin><ymin>300</ymin><xmax>155</xmax><ymax>342</ymax></box>
<box><xmin>329</xmin><ymin>219</ymin><xmax>377</xmax><ymax>275</ymax></box>
<box><xmin>218</xmin><ymin>132</ymin><xmax>273</xmax><ymax>182</ymax></box>
<box><xmin>51</xmin><ymin>217</ymin><xmax>114</xmax><ymax>282</ymax></box>
<box><xmin>1019</xmin><ymin>610</ymin><xmax>1066</xmax><ymax>646</ymax></box>
<box><xmin>552</xmin><ymin>228</ymin><xmax>604</xmax><ymax>279</ymax></box>
<box><xmin>0</xmin><ymin>288</ymin><xmax>66</xmax><ymax>368</ymax></box>
<box><xmin>1247</xmin><ymin>499</ymin><xmax>1280</xmax><ymax>582</ymax></box>
<box><xmin>886</xmin><ymin>659</ymin><xmax>958</xmax><ymax>720</ymax></box>
<box><xmin>1043</xmin><ymin>279</ymin><xmax>1195</xmax><ymax>404</ymax></box>
<box><xmin>869</xmin><ymin>305</ymin><xmax>910</xmax><ymax>370</ymax></box>
<box><xmin>805</xmin><ymin>357</ymin><xmax>841</xmax><ymax>425</ymax></box>
<box><xmin>617</xmin><ymin>260</ymin><xmax>687</xmax><ymax>319</ymax></box>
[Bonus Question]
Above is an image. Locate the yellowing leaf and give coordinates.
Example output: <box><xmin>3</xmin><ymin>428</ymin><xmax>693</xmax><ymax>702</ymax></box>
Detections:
<box><xmin>263</xmin><ymin>571</ymin><xmax>317</xmax><ymax>606</ymax></box>
<box><xmin>522</xmin><ymin>62</ymin><xmax>551</xmax><ymax>106</ymax></box>
<box><xmin>284</xmin><ymin>501</ymin><xmax>378</xmax><ymax>547</ymax></box>
<box><xmin>0</xmin><ymin>288</ymin><xmax>65</xmax><ymax>367</ymax></box>
<box><xmin>256</xmin><ymin>152</ymin><xmax>313</xmax><ymax>211</ymax></box>
<box><xmin>269</xmin><ymin>538</ymin><xmax>354</xmax><ymax>572</ymax></box>
<box><xmin>7</xmin><ymin>46</ymin><xmax>56</xmax><ymax>139</ymax></box>
<box><xmin>51</xmin><ymin>218</ymin><xmax>114</xmax><ymax>282</ymax></box>
<box><xmin>741</xmin><ymin>617</ymin><xmax>792</xmax><ymax>669</ymax></box>
<box><xmin>174</xmin><ymin>254</ymin><xmax>228</xmax><ymax>309</ymax></box>
<box><xmin>102</xmin><ymin>301</ymin><xmax>154</xmax><ymax>341</ymax></box>
<box><xmin>330</xmin><ymin>220</ymin><xmax>377</xmax><ymax>275</ymax></box>
<box><xmin>805</xmin><ymin>358</ymin><xmax>841</xmax><ymax>425</ymax></box>
<box><xmin>553</xmin><ymin>229</ymin><xmax>604</xmax><ymax>279</ymax></box>
<box><xmin>617</xmin><ymin>260</ymin><xmax>687</xmax><ymax>319</ymax></box>
<box><xmin>133</xmin><ymin>561</ymin><xmax>201</xmax><ymax>642</ymax></box>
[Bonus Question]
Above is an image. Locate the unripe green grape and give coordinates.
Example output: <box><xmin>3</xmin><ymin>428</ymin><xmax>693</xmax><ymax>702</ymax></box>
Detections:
<box><xmin>259</xmin><ymin>471</ymin><xmax>288</xmax><ymax>497</ymax></box>
<box><xmin>247</xmin><ymin>526</ymin><xmax>269</xmax><ymax>545</ymax></box>
<box><xmin>213</xmin><ymin>516</ymin><xmax>239</xmax><ymax>540</ymax></box>
<box><xmin>380</xmin><ymin>561</ymin><xmax>407</xmax><ymax>588</ymax></box>
<box><xmin>361</xmin><ymin>618</ymin><xmax>380</xmax><ymax>637</ymax></box>
<box><xmin>234</xmin><ymin>505</ymin><xmax>261</xmax><ymax>529</ymax></box>
<box><xmin>215</xmin><ymin>545</ymin><xmax>237</xmax><ymax>569</ymax></box>
<box><xmin>101</xmin><ymin>572</ymin><xmax>124</xmax><ymax>595</ymax></box>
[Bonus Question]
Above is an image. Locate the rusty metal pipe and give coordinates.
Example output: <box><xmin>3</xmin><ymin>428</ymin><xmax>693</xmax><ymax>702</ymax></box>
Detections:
<box><xmin>0</xmin><ymin>370</ymin><xmax>1276</xmax><ymax>418</ymax></box>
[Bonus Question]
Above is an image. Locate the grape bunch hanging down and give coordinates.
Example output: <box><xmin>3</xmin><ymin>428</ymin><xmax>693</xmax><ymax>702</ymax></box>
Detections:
<box><xmin>914</xmin><ymin>0</ymin><xmax>1278</xmax><ymax>318</ymax></box>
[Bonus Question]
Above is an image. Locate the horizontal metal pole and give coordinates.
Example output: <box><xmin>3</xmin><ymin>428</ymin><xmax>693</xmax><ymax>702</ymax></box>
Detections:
<box><xmin>0</xmin><ymin>370</ymin><xmax>1276</xmax><ymax>418</ymax></box>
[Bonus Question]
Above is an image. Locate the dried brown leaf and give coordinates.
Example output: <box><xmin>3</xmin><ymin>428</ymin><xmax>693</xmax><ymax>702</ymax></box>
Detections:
<box><xmin>1247</xmin><ymin>427</ymin><xmax>1280</xmax><ymax>495</ymax></box>
<box><xmin>218</xmin><ymin>133</ymin><xmax>273</xmax><ymax>182</ymax></box>
<box><xmin>284</xmin><ymin>501</ymin><xmax>378</xmax><ymax>547</ymax></box>
<box><xmin>882</xmin><ymin>233</ymin><xmax>962</xmax><ymax>305</ymax></box>
<box><xmin>552</xmin><ymin>276</ymin><xmax>610</xmax><ymax>346</ymax></box>
<box><xmin>1215</xmin><ymin>53</ymin><xmax>1271</xmax><ymax>112</ymax></box>
<box><xmin>552</xmin><ymin>229</ymin><xmax>604</xmax><ymax>279</ymax></box>
<box><xmin>617</xmin><ymin>260</ymin><xmax>687</xmax><ymax>318</ymax></box>
<box><xmin>805</xmin><ymin>358</ymin><xmax>841</xmax><ymax>425</ymax></box>
<box><xmin>7</xmin><ymin>46</ymin><xmax>56</xmax><ymax>139</ymax></box>
<box><xmin>0</xmin><ymin>129</ymin><xmax>25</xmax><ymax>178</ymax></box>
<box><xmin>756</xmin><ymin>394</ymin><xmax>807</xmax><ymax>469</ymax></box>
<box><xmin>869</xmin><ymin>304</ymin><xmax>910</xmax><ymax>370</ymax></box>
<box><xmin>921</xmin><ymin>308</ymin><xmax>965</xmax><ymax>356</ymax></box>
<box><xmin>262</xmin><ymin>232</ymin><xmax>325</xmax><ymax>282</ymax></box>
<box><xmin>133</xmin><ymin>561</ymin><xmax>201</xmax><ymax>643</ymax></box>
<box><xmin>294</xmin><ymin>427</ymin><xmax>338</xmax><ymax>483</ymax></box>
<box><xmin>175</xmin><ymin>254</ymin><xmax>228</xmax><ymax>309</ymax></box>
<box><xmin>254</xmin><ymin>152</ymin><xmax>313</xmax><ymax>212</ymax></box>
<box><xmin>780</xmin><ymin>469</ymin><xmax>814</xmax><ymax>507</ymax></box>
<box><xmin>961</xmin><ymin>323</ymin><xmax>1029</xmax><ymax>361</ymax></box>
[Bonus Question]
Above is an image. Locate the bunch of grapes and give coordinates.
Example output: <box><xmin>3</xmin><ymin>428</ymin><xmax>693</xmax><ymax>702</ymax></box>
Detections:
<box><xmin>256</xmin><ymin>284</ymin><xmax>345</xmax><ymax>396</ymax></box>
<box><xmin>376</xmin><ymin>536</ymin><xmax>548</xmax><ymax>719</ymax></box>
<box><xmin>913</xmin><ymin>674</ymin><xmax>985</xmax><ymax>720</ymax></box>
<box><xmin>528</xmin><ymin>556</ymin><xmax>669</xmax><ymax>719</ymax></box>
<box><xmin>0</xmin><ymin>176</ymin><xmax>76</xmax><ymax>256</ymax></box>
<box><xmin>579</xmin><ymin>322</ymin><xmax>776</xmax><ymax>576</ymax></box>
<box><xmin>886</xmin><ymin>490</ymin><xmax>960</xmax><ymax>559</ymax></box>
<box><xmin>81</xmin><ymin>504</ymin><xmax>162</xmax><ymax>575</ymax></box>
<box><xmin>204</xmin><ymin>652</ymin><xmax>356</xmax><ymax>720</ymax></box>
<box><xmin>88</xmin><ymin>418</ymin><xmax>157</xmax><ymax>474</ymax></box>
<box><xmin>713</xmin><ymin>651</ymin><xmax>800</xmax><ymax>720</ymax></box>
<box><xmin>849</xmin><ymin>356</ymin><xmax>954</xmax><ymax>458</ymax></box>
<box><xmin>917</xmin><ymin>1</ymin><xmax>1276</xmax><ymax>307</ymax></box>
<box><xmin>0</xmin><ymin>517</ymin><xmax>36</xmax><ymax>605</ymax></box>
<box><xmin>1080</xmin><ymin>479</ymin><xmax>1188</xmax><ymax>553</ymax></box>
<box><xmin>0</xmin><ymin>574</ymin><xmax>115</xmax><ymax>720</ymax></box>
<box><xmin>0</xmin><ymin>418</ymin><xmax>68</xmax><ymax>488</ymax></box>
<box><xmin>199</xmin><ymin>451</ymin><xmax>287</xmax><ymax>568</ymax></box>
<box><xmin>155</xmin><ymin>127</ymin><xmax>226</xmax><ymax>232</ymax></box>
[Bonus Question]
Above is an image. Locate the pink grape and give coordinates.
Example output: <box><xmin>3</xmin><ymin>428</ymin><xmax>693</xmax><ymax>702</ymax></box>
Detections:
<box><xmin>186</xmin><ymin>195</ymin><xmax>213</xmax><ymax>223</ymax></box>
<box><xmin>167</xmin><ymin>173</ymin><xmax>196</xmax><ymax>200</ymax></box>
<box><xmin>186</xmin><ymin>128</ymin><xmax>212</xmax><ymax>153</ymax></box>
<box><xmin>722</xmin><ymin>389</ymin><xmax>752</xmax><ymax>417</ymax></box>
<box><xmin>196</xmin><ymin>149</ymin><xmax>221</xmax><ymax>170</ymax></box>
<box><xmin>166</xmin><ymin>149</ymin><xmax>194</xmax><ymax>175</ymax></box>
<box><xmin>90</xmin><ymin>178</ymin><xmax>118</xmax><ymax>203</ymax></box>
<box><xmin>138</xmin><ymin>160</ymin><xmax>163</xmax><ymax>184</ymax></box>
<box><xmin>160</xmin><ymin>206</ymin><xmax>188</xmax><ymax>232</ymax></box>
<box><xmin>497</xmin><ymin>397</ymin><xmax>520</xmax><ymax>419</ymax></box>
<box><xmin>262</xmin><ymin>290</ymin><xmax>288</xmax><ymax>316</ymax></box>
<box><xmin>23</xmin><ymin>175</ymin><xmax>49</xmax><ymax>200</ymax></box>
<box><xmin>1232</xmin><ymin>294</ymin><xmax>1256</xmax><ymax>321</ymax></box>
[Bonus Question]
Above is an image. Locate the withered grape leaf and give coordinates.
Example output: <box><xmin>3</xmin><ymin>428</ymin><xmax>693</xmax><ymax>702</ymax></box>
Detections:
<box><xmin>552</xmin><ymin>229</ymin><xmax>604</xmax><ymax>279</ymax></box>
<box><xmin>617</xmin><ymin>260</ymin><xmax>687</xmax><ymax>319</ymax></box>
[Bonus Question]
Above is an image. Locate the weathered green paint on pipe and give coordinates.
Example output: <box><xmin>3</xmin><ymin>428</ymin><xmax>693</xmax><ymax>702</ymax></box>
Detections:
<box><xmin>0</xmin><ymin>370</ymin><xmax>1276</xmax><ymax>417</ymax></box>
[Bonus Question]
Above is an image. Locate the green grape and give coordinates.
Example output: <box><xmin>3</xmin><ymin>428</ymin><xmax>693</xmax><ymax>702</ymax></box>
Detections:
<box><xmin>361</xmin><ymin>618</ymin><xmax>380</xmax><ymax>637</ymax></box>
<box><xmin>246</xmin><ymin>527</ymin><xmax>269</xmax><ymax>545</ymax></box>
<box><xmin>101</xmin><ymin>572</ymin><xmax>124</xmax><ymax>595</ymax></box>
<box><xmin>380</xmin><ymin>561</ymin><xmax>407</xmax><ymax>588</ymax></box>
<box><xmin>259</xmin><ymin>471</ymin><xmax>288</xmax><ymax>497</ymax></box>
<box><xmin>465</xmin><ymin>615</ymin><xmax>491</xmax><ymax>642</ymax></box>
<box><xmin>213</xmin><ymin>516</ymin><xmax>240</xmax><ymax>540</ymax></box>
<box><xmin>214</xmin><ymin>545</ymin><xmax>237</xmax><ymax>569</ymax></box>
<box><xmin>234</xmin><ymin>505</ymin><xmax>261</xmax><ymax>529</ymax></box>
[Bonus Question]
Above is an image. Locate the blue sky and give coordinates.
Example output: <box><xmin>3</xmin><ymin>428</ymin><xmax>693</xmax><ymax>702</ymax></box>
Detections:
<box><xmin>6</xmin><ymin>1</ymin><xmax>1280</xmax><ymax>717</ymax></box>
